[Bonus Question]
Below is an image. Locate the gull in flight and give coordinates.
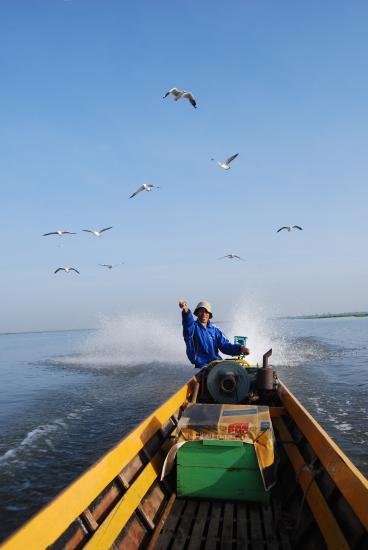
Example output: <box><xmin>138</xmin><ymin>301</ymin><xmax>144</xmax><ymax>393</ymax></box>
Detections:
<box><xmin>82</xmin><ymin>227</ymin><xmax>113</xmax><ymax>237</ymax></box>
<box><xmin>129</xmin><ymin>184</ymin><xmax>160</xmax><ymax>199</ymax></box>
<box><xmin>54</xmin><ymin>267</ymin><xmax>80</xmax><ymax>274</ymax></box>
<box><xmin>162</xmin><ymin>87</ymin><xmax>197</xmax><ymax>109</ymax></box>
<box><xmin>277</xmin><ymin>225</ymin><xmax>303</xmax><ymax>233</ymax></box>
<box><xmin>218</xmin><ymin>254</ymin><xmax>244</xmax><ymax>260</ymax></box>
<box><xmin>43</xmin><ymin>230</ymin><xmax>76</xmax><ymax>237</ymax></box>
<box><xmin>211</xmin><ymin>153</ymin><xmax>239</xmax><ymax>170</ymax></box>
<box><xmin>98</xmin><ymin>263</ymin><xmax>124</xmax><ymax>269</ymax></box>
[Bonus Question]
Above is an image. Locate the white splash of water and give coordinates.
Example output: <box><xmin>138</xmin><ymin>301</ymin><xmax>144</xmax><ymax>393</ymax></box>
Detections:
<box><xmin>72</xmin><ymin>313</ymin><xmax>187</xmax><ymax>367</ymax></box>
<box><xmin>64</xmin><ymin>302</ymin><xmax>309</xmax><ymax>370</ymax></box>
<box><xmin>226</xmin><ymin>296</ymin><xmax>290</xmax><ymax>366</ymax></box>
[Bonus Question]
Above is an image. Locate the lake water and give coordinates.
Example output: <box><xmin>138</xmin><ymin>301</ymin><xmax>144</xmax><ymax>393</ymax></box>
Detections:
<box><xmin>0</xmin><ymin>315</ymin><xmax>367</xmax><ymax>542</ymax></box>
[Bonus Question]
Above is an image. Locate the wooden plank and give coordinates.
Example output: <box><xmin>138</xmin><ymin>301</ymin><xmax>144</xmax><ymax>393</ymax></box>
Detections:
<box><xmin>273</xmin><ymin>416</ymin><xmax>350</xmax><ymax>549</ymax></box>
<box><xmin>269</xmin><ymin>407</ymin><xmax>286</xmax><ymax>417</ymax></box>
<box><xmin>118</xmin><ymin>471</ymin><xmax>155</xmax><ymax>530</ymax></box>
<box><xmin>1</xmin><ymin>380</ymin><xmax>196</xmax><ymax>550</ymax></box>
<box><xmin>249</xmin><ymin>503</ymin><xmax>263</xmax><ymax>550</ymax></box>
<box><xmin>113</xmin><ymin>515</ymin><xmax>146</xmax><ymax>550</ymax></box>
<box><xmin>83</xmin><ymin>454</ymin><xmax>162</xmax><ymax>550</ymax></box>
<box><xmin>191</xmin><ymin>381</ymin><xmax>200</xmax><ymax>403</ymax></box>
<box><xmin>220</xmin><ymin>502</ymin><xmax>234</xmax><ymax>550</ymax></box>
<box><xmin>146</xmin><ymin>492</ymin><xmax>176</xmax><ymax>550</ymax></box>
<box><xmin>236</xmin><ymin>502</ymin><xmax>248</xmax><ymax>550</ymax></box>
<box><xmin>204</xmin><ymin>502</ymin><xmax>222</xmax><ymax>550</ymax></box>
<box><xmin>261</xmin><ymin>506</ymin><xmax>278</xmax><ymax>550</ymax></box>
<box><xmin>140</xmin><ymin>483</ymin><xmax>166</xmax><ymax>527</ymax></box>
<box><xmin>154</xmin><ymin>499</ymin><xmax>186</xmax><ymax>550</ymax></box>
<box><xmin>278</xmin><ymin>381</ymin><xmax>368</xmax><ymax>530</ymax></box>
<box><xmin>187</xmin><ymin>501</ymin><xmax>210</xmax><ymax>550</ymax></box>
<box><xmin>120</xmin><ymin>454</ymin><xmax>145</xmax><ymax>484</ymax></box>
<box><xmin>171</xmin><ymin>500</ymin><xmax>198</xmax><ymax>550</ymax></box>
<box><xmin>81</xmin><ymin>509</ymin><xmax>98</xmax><ymax>532</ymax></box>
<box><xmin>50</xmin><ymin>518</ymin><xmax>88</xmax><ymax>550</ymax></box>
<box><xmin>90</xmin><ymin>482</ymin><xmax>121</xmax><ymax>522</ymax></box>
<box><xmin>271</xmin><ymin>499</ymin><xmax>290</xmax><ymax>550</ymax></box>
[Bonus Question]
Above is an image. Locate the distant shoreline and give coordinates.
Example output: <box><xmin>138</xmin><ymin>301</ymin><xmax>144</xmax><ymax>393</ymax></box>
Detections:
<box><xmin>0</xmin><ymin>328</ymin><xmax>95</xmax><ymax>336</ymax></box>
<box><xmin>280</xmin><ymin>312</ymin><xmax>368</xmax><ymax>320</ymax></box>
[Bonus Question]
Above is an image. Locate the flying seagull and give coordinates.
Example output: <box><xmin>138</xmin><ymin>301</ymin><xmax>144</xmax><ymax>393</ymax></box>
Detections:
<box><xmin>277</xmin><ymin>225</ymin><xmax>303</xmax><ymax>233</ymax></box>
<box><xmin>82</xmin><ymin>227</ymin><xmax>113</xmax><ymax>237</ymax></box>
<box><xmin>98</xmin><ymin>263</ymin><xmax>124</xmax><ymax>269</ymax></box>
<box><xmin>218</xmin><ymin>254</ymin><xmax>244</xmax><ymax>260</ymax></box>
<box><xmin>43</xmin><ymin>230</ymin><xmax>76</xmax><ymax>236</ymax></box>
<box><xmin>129</xmin><ymin>184</ymin><xmax>160</xmax><ymax>199</ymax></box>
<box><xmin>162</xmin><ymin>87</ymin><xmax>197</xmax><ymax>108</ymax></box>
<box><xmin>54</xmin><ymin>267</ymin><xmax>80</xmax><ymax>274</ymax></box>
<box><xmin>211</xmin><ymin>153</ymin><xmax>239</xmax><ymax>170</ymax></box>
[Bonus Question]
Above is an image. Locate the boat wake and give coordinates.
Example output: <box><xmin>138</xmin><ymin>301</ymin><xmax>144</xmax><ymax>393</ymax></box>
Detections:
<box><xmin>0</xmin><ymin>406</ymin><xmax>93</xmax><ymax>468</ymax></box>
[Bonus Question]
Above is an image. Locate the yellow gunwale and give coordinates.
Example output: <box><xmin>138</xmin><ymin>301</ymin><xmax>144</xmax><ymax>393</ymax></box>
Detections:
<box><xmin>1</xmin><ymin>378</ymin><xmax>196</xmax><ymax>550</ymax></box>
<box><xmin>274</xmin><ymin>416</ymin><xmax>350</xmax><ymax>549</ymax></box>
<box><xmin>84</xmin><ymin>453</ymin><xmax>163</xmax><ymax>549</ymax></box>
<box><xmin>278</xmin><ymin>380</ymin><xmax>368</xmax><ymax>530</ymax></box>
<box><xmin>2</xmin><ymin>375</ymin><xmax>368</xmax><ymax>550</ymax></box>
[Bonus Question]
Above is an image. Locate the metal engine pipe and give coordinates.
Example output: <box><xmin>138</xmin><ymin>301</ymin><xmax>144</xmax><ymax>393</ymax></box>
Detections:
<box><xmin>262</xmin><ymin>348</ymin><xmax>273</xmax><ymax>368</ymax></box>
<box><xmin>258</xmin><ymin>349</ymin><xmax>274</xmax><ymax>391</ymax></box>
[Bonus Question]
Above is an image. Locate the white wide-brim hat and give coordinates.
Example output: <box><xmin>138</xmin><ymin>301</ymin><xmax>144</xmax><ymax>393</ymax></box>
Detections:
<box><xmin>194</xmin><ymin>301</ymin><xmax>213</xmax><ymax>319</ymax></box>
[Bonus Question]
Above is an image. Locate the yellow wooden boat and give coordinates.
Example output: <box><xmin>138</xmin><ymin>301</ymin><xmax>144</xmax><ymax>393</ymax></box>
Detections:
<box><xmin>1</xmin><ymin>350</ymin><xmax>367</xmax><ymax>549</ymax></box>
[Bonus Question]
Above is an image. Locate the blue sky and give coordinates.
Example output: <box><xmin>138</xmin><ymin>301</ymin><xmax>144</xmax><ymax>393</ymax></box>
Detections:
<box><xmin>1</xmin><ymin>0</ymin><xmax>368</xmax><ymax>332</ymax></box>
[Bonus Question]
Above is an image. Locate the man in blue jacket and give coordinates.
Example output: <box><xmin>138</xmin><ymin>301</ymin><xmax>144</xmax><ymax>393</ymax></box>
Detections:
<box><xmin>179</xmin><ymin>299</ymin><xmax>250</xmax><ymax>367</ymax></box>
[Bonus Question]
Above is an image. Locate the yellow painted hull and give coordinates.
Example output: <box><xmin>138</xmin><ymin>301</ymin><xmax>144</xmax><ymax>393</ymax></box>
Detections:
<box><xmin>1</xmin><ymin>375</ymin><xmax>367</xmax><ymax>549</ymax></box>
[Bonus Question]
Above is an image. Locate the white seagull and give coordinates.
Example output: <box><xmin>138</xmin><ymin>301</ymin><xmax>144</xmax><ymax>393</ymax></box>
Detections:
<box><xmin>218</xmin><ymin>254</ymin><xmax>244</xmax><ymax>260</ymax></box>
<box><xmin>129</xmin><ymin>184</ymin><xmax>160</xmax><ymax>199</ymax></box>
<box><xmin>277</xmin><ymin>225</ymin><xmax>303</xmax><ymax>233</ymax></box>
<box><xmin>54</xmin><ymin>267</ymin><xmax>80</xmax><ymax>274</ymax></box>
<box><xmin>98</xmin><ymin>263</ymin><xmax>124</xmax><ymax>269</ymax></box>
<box><xmin>82</xmin><ymin>227</ymin><xmax>113</xmax><ymax>237</ymax></box>
<box><xmin>43</xmin><ymin>230</ymin><xmax>76</xmax><ymax>236</ymax></box>
<box><xmin>211</xmin><ymin>153</ymin><xmax>239</xmax><ymax>170</ymax></box>
<box><xmin>162</xmin><ymin>87</ymin><xmax>197</xmax><ymax>108</ymax></box>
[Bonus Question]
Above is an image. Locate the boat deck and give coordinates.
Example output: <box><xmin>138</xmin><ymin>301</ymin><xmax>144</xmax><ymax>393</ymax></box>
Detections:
<box><xmin>152</xmin><ymin>497</ymin><xmax>292</xmax><ymax>550</ymax></box>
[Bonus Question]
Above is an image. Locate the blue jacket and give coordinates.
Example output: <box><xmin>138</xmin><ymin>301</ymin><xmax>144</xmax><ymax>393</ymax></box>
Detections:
<box><xmin>182</xmin><ymin>309</ymin><xmax>242</xmax><ymax>367</ymax></box>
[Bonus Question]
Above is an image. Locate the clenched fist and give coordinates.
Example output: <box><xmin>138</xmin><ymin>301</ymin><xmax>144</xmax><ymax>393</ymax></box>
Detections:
<box><xmin>179</xmin><ymin>300</ymin><xmax>189</xmax><ymax>313</ymax></box>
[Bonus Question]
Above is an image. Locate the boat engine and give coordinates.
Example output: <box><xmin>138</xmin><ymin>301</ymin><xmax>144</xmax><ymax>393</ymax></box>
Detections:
<box><xmin>206</xmin><ymin>361</ymin><xmax>251</xmax><ymax>404</ymax></box>
<box><xmin>205</xmin><ymin>349</ymin><xmax>276</xmax><ymax>404</ymax></box>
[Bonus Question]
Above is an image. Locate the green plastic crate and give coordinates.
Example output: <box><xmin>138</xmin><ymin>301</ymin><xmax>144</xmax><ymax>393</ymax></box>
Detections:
<box><xmin>177</xmin><ymin>439</ymin><xmax>269</xmax><ymax>503</ymax></box>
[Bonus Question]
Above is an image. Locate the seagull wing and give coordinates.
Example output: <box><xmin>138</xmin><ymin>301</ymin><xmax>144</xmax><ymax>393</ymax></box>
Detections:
<box><xmin>224</xmin><ymin>153</ymin><xmax>239</xmax><ymax>166</ymax></box>
<box><xmin>182</xmin><ymin>92</ymin><xmax>197</xmax><ymax>108</ymax></box>
<box><xmin>63</xmin><ymin>231</ymin><xmax>77</xmax><ymax>235</ymax></box>
<box><xmin>129</xmin><ymin>185</ymin><xmax>145</xmax><ymax>198</ymax></box>
<box><xmin>163</xmin><ymin>87</ymin><xmax>181</xmax><ymax>98</ymax></box>
<box><xmin>54</xmin><ymin>268</ymin><xmax>65</xmax><ymax>273</ymax></box>
<box><xmin>43</xmin><ymin>232</ymin><xmax>58</xmax><ymax>236</ymax></box>
<box><xmin>292</xmin><ymin>225</ymin><xmax>303</xmax><ymax>230</ymax></box>
<box><xmin>69</xmin><ymin>268</ymin><xmax>80</xmax><ymax>274</ymax></box>
<box><xmin>277</xmin><ymin>227</ymin><xmax>288</xmax><ymax>232</ymax></box>
<box><xmin>82</xmin><ymin>229</ymin><xmax>93</xmax><ymax>233</ymax></box>
<box><xmin>99</xmin><ymin>226</ymin><xmax>113</xmax><ymax>233</ymax></box>
<box><xmin>218</xmin><ymin>255</ymin><xmax>230</xmax><ymax>259</ymax></box>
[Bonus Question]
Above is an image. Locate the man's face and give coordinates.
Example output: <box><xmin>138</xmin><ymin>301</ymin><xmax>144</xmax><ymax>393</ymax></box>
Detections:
<box><xmin>197</xmin><ymin>308</ymin><xmax>210</xmax><ymax>324</ymax></box>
